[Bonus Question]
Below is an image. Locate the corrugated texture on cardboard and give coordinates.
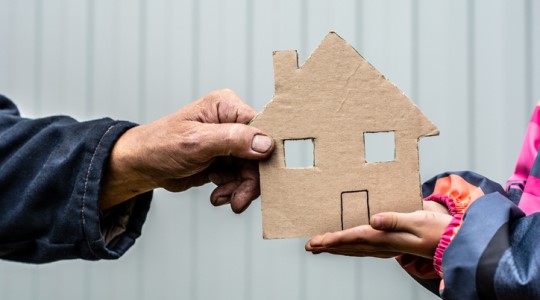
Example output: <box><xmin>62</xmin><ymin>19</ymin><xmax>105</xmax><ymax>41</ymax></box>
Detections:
<box><xmin>251</xmin><ymin>32</ymin><xmax>439</xmax><ymax>239</ymax></box>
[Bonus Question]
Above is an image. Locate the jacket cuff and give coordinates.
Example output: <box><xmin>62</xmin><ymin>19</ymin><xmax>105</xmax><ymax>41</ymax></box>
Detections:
<box><xmin>425</xmin><ymin>194</ymin><xmax>471</xmax><ymax>277</ymax></box>
<box><xmin>78</xmin><ymin>122</ymin><xmax>152</xmax><ymax>260</ymax></box>
<box><xmin>432</xmin><ymin>213</ymin><xmax>463</xmax><ymax>276</ymax></box>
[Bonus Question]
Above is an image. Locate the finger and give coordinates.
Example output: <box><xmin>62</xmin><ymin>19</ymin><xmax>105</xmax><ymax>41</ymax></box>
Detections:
<box><xmin>370</xmin><ymin>212</ymin><xmax>422</xmax><ymax>233</ymax></box>
<box><xmin>213</xmin><ymin>196</ymin><xmax>231</xmax><ymax>206</ymax></box>
<box><xmin>308</xmin><ymin>243</ymin><xmax>404</xmax><ymax>257</ymax></box>
<box><xmin>208</xmin><ymin>171</ymin><xmax>236</xmax><ymax>185</ymax></box>
<box><xmin>312</xmin><ymin>245</ymin><xmax>401</xmax><ymax>256</ymax></box>
<box><xmin>306</xmin><ymin>234</ymin><xmax>327</xmax><ymax>248</ymax></box>
<box><xmin>229</xmin><ymin>160</ymin><xmax>260</xmax><ymax>213</ymax></box>
<box><xmin>306</xmin><ymin>238</ymin><xmax>401</xmax><ymax>257</ymax></box>
<box><xmin>160</xmin><ymin>172</ymin><xmax>211</xmax><ymax>193</ymax></box>
<box><xmin>199</xmin><ymin>123</ymin><xmax>274</xmax><ymax>160</ymax></box>
<box><xmin>207</xmin><ymin>157</ymin><xmax>237</xmax><ymax>185</ymax></box>
<box><xmin>320</xmin><ymin>248</ymin><xmax>400</xmax><ymax>258</ymax></box>
<box><xmin>307</xmin><ymin>229</ymin><xmax>427</xmax><ymax>258</ymax></box>
<box><xmin>307</xmin><ymin>226</ymin><xmax>382</xmax><ymax>251</ymax></box>
<box><xmin>306</xmin><ymin>237</ymin><xmax>336</xmax><ymax>251</ymax></box>
<box><xmin>316</xmin><ymin>226</ymin><xmax>380</xmax><ymax>247</ymax></box>
<box><xmin>213</xmin><ymin>89</ymin><xmax>257</xmax><ymax>124</ymax></box>
<box><xmin>190</xmin><ymin>89</ymin><xmax>257</xmax><ymax>124</ymax></box>
<box><xmin>229</xmin><ymin>178</ymin><xmax>259</xmax><ymax>213</ymax></box>
<box><xmin>210</xmin><ymin>181</ymin><xmax>240</xmax><ymax>206</ymax></box>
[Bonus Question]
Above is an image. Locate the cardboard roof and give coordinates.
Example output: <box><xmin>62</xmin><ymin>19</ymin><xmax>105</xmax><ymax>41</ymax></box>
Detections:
<box><xmin>251</xmin><ymin>32</ymin><xmax>439</xmax><ymax>239</ymax></box>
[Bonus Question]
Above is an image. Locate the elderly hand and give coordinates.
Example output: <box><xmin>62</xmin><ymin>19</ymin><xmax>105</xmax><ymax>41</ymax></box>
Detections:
<box><xmin>99</xmin><ymin>89</ymin><xmax>274</xmax><ymax>212</ymax></box>
<box><xmin>305</xmin><ymin>201</ymin><xmax>452</xmax><ymax>259</ymax></box>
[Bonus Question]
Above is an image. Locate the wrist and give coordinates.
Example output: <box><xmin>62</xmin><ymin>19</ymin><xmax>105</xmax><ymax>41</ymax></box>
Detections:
<box><xmin>99</xmin><ymin>126</ymin><xmax>158</xmax><ymax>210</ymax></box>
<box><xmin>424</xmin><ymin>194</ymin><xmax>470</xmax><ymax>277</ymax></box>
<box><xmin>433</xmin><ymin>212</ymin><xmax>464</xmax><ymax>276</ymax></box>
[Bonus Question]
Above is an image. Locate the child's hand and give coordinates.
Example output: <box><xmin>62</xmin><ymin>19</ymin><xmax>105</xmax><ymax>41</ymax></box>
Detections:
<box><xmin>305</xmin><ymin>202</ymin><xmax>452</xmax><ymax>259</ymax></box>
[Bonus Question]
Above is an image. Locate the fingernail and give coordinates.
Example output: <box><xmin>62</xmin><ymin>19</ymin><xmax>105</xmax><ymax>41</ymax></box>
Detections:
<box><xmin>251</xmin><ymin>134</ymin><xmax>272</xmax><ymax>153</ymax></box>
<box><xmin>371</xmin><ymin>216</ymin><xmax>382</xmax><ymax>228</ymax></box>
<box><xmin>310</xmin><ymin>235</ymin><xmax>323</xmax><ymax>247</ymax></box>
<box><xmin>214</xmin><ymin>196</ymin><xmax>230</xmax><ymax>206</ymax></box>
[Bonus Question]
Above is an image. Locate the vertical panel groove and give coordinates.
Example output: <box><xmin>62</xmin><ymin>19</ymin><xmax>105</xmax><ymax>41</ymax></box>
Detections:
<box><xmin>525</xmin><ymin>0</ymin><xmax>533</xmax><ymax>115</ymax></box>
<box><xmin>191</xmin><ymin>0</ymin><xmax>200</xmax><ymax>100</ymax></box>
<box><xmin>409</xmin><ymin>0</ymin><xmax>421</xmax><ymax>295</ymax></box>
<box><xmin>411</xmin><ymin>0</ymin><xmax>419</xmax><ymax>103</ymax></box>
<box><xmin>300</xmin><ymin>0</ymin><xmax>308</xmax><ymax>57</ymax></box>
<box><xmin>467</xmin><ymin>1</ymin><xmax>476</xmax><ymax>170</ymax></box>
<box><xmin>355</xmin><ymin>0</ymin><xmax>363</xmax><ymax>49</ymax></box>
<box><xmin>138</xmin><ymin>0</ymin><xmax>147</xmax><ymax>122</ymax></box>
<box><xmin>84</xmin><ymin>0</ymin><xmax>95</xmax><ymax>296</ymax></box>
<box><xmin>82</xmin><ymin>4</ymin><xmax>95</xmax><ymax>300</ymax></box>
<box><xmin>244</xmin><ymin>1</ymin><xmax>254</xmax><ymax>300</ymax></box>
<box><xmin>32</xmin><ymin>1</ymin><xmax>43</xmax><ymax>297</ymax></box>
<box><xmin>1</xmin><ymin>1</ymin><xmax>13</xmax><ymax>91</ymax></box>
<box><xmin>85</xmin><ymin>0</ymin><xmax>94</xmax><ymax>115</ymax></box>
<box><xmin>189</xmin><ymin>0</ymin><xmax>200</xmax><ymax>299</ymax></box>
<box><xmin>137</xmin><ymin>3</ymin><xmax>147</xmax><ymax>299</ymax></box>
<box><xmin>33</xmin><ymin>0</ymin><xmax>43</xmax><ymax>114</ymax></box>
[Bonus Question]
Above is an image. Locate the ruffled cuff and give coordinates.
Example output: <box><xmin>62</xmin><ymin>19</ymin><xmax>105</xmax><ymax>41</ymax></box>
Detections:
<box><xmin>432</xmin><ymin>213</ymin><xmax>463</xmax><ymax>276</ymax></box>
<box><xmin>425</xmin><ymin>194</ymin><xmax>470</xmax><ymax>277</ymax></box>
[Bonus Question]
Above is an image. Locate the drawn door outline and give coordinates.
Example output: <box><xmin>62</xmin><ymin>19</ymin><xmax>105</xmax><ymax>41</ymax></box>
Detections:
<box><xmin>340</xmin><ymin>190</ymin><xmax>370</xmax><ymax>230</ymax></box>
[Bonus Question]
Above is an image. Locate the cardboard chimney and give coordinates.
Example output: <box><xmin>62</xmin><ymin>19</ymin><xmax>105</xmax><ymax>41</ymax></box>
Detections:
<box><xmin>251</xmin><ymin>32</ymin><xmax>439</xmax><ymax>239</ymax></box>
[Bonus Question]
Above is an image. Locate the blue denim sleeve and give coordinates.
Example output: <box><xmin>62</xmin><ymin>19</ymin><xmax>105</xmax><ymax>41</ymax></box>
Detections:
<box><xmin>0</xmin><ymin>94</ymin><xmax>152</xmax><ymax>263</ymax></box>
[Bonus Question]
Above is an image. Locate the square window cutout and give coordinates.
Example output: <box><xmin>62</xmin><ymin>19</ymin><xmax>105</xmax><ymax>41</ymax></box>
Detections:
<box><xmin>284</xmin><ymin>139</ymin><xmax>315</xmax><ymax>168</ymax></box>
<box><xmin>364</xmin><ymin>131</ymin><xmax>395</xmax><ymax>163</ymax></box>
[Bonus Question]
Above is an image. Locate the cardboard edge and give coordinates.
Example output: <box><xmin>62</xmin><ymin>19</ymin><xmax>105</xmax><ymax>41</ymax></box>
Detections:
<box><xmin>256</xmin><ymin>31</ymin><xmax>440</xmax><ymax>239</ymax></box>
<box><xmin>250</xmin><ymin>50</ymin><xmax>299</xmax><ymax>126</ymax></box>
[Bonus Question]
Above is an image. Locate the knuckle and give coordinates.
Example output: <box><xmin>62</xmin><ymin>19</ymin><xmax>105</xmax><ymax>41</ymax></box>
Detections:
<box><xmin>202</xmin><ymin>90</ymin><xmax>225</xmax><ymax>106</ymax></box>
<box><xmin>389</xmin><ymin>215</ymin><xmax>399</xmax><ymax>230</ymax></box>
<box><xmin>211</xmin><ymin>88</ymin><xmax>238</xmax><ymax>102</ymax></box>
<box><xmin>178</xmin><ymin>127</ymin><xmax>205</xmax><ymax>154</ymax></box>
<box><xmin>206</xmin><ymin>89</ymin><xmax>248</xmax><ymax>123</ymax></box>
<box><xmin>220</xmin><ymin>124</ymin><xmax>242</xmax><ymax>156</ymax></box>
<box><xmin>226</xmin><ymin>123</ymin><xmax>248</xmax><ymax>143</ymax></box>
<box><xmin>219</xmin><ymin>88</ymin><xmax>236</xmax><ymax>96</ymax></box>
<box><xmin>229</xmin><ymin>123</ymin><xmax>247</xmax><ymax>136</ymax></box>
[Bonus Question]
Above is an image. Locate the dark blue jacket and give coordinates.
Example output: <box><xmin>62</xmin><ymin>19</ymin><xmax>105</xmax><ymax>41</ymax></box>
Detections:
<box><xmin>0</xmin><ymin>94</ymin><xmax>152</xmax><ymax>263</ymax></box>
<box><xmin>399</xmin><ymin>102</ymin><xmax>540</xmax><ymax>299</ymax></box>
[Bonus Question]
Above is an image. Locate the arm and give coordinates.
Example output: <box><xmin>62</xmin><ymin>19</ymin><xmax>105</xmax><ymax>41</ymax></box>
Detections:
<box><xmin>438</xmin><ymin>102</ymin><xmax>540</xmax><ymax>299</ymax></box>
<box><xmin>0</xmin><ymin>94</ymin><xmax>149</xmax><ymax>263</ymax></box>
<box><xmin>306</xmin><ymin>103</ymin><xmax>540</xmax><ymax>299</ymax></box>
<box><xmin>0</xmin><ymin>89</ymin><xmax>273</xmax><ymax>263</ymax></box>
<box><xmin>305</xmin><ymin>171</ymin><xmax>508</xmax><ymax>298</ymax></box>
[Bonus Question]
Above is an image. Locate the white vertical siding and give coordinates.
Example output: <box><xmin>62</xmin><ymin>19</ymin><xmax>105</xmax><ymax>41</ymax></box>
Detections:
<box><xmin>0</xmin><ymin>1</ymin><xmax>537</xmax><ymax>299</ymax></box>
<box><xmin>534</xmin><ymin>0</ymin><xmax>540</xmax><ymax>106</ymax></box>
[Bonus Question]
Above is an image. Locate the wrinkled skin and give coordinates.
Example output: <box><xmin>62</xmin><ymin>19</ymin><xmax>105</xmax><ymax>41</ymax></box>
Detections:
<box><xmin>99</xmin><ymin>89</ymin><xmax>274</xmax><ymax>213</ymax></box>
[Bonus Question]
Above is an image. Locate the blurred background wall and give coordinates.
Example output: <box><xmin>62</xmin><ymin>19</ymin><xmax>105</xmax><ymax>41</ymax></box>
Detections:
<box><xmin>0</xmin><ymin>0</ymin><xmax>538</xmax><ymax>299</ymax></box>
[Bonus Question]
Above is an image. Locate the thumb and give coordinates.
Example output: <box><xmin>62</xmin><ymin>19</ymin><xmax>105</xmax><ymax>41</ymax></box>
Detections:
<box><xmin>370</xmin><ymin>212</ymin><xmax>418</xmax><ymax>233</ymax></box>
<box><xmin>199</xmin><ymin>123</ymin><xmax>275</xmax><ymax>160</ymax></box>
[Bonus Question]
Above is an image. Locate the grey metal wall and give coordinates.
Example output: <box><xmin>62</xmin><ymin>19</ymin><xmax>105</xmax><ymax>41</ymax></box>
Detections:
<box><xmin>0</xmin><ymin>0</ymin><xmax>538</xmax><ymax>299</ymax></box>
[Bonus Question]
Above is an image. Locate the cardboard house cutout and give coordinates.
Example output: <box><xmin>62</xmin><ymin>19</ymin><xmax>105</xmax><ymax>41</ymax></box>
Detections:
<box><xmin>251</xmin><ymin>32</ymin><xmax>439</xmax><ymax>239</ymax></box>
